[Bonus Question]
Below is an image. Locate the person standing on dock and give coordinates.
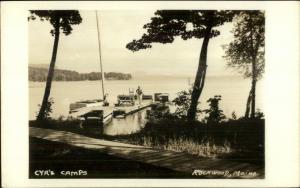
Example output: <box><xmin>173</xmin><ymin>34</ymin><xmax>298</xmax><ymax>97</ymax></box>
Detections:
<box><xmin>136</xmin><ymin>86</ymin><xmax>143</xmax><ymax>105</ymax></box>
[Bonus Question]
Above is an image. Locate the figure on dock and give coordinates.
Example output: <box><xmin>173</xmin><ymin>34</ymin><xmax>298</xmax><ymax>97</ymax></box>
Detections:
<box><xmin>103</xmin><ymin>93</ymin><xmax>109</xmax><ymax>106</ymax></box>
<box><xmin>136</xmin><ymin>86</ymin><xmax>143</xmax><ymax>105</ymax></box>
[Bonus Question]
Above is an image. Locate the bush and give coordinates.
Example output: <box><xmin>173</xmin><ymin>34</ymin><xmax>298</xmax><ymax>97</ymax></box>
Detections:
<box><xmin>255</xmin><ymin>109</ymin><xmax>264</xmax><ymax>119</ymax></box>
<box><xmin>231</xmin><ymin>111</ymin><xmax>237</xmax><ymax>120</ymax></box>
<box><xmin>202</xmin><ymin>95</ymin><xmax>226</xmax><ymax>123</ymax></box>
<box><xmin>172</xmin><ymin>88</ymin><xmax>201</xmax><ymax>119</ymax></box>
<box><xmin>36</xmin><ymin>97</ymin><xmax>54</xmax><ymax>120</ymax></box>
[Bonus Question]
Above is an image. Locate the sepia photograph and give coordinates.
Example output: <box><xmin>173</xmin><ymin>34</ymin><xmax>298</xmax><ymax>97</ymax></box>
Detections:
<box><xmin>28</xmin><ymin>9</ymin><xmax>265</xmax><ymax>179</ymax></box>
<box><xmin>1</xmin><ymin>1</ymin><xmax>300</xmax><ymax>187</ymax></box>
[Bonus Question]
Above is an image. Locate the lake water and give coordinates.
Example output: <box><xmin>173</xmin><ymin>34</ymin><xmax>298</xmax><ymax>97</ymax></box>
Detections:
<box><xmin>29</xmin><ymin>76</ymin><xmax>263</xmax><ymax>135</ymax></box>
<box><xmin>104</xmin><ymin>108</ymin><xmax>149</xmax><ymax>135</ymax></box>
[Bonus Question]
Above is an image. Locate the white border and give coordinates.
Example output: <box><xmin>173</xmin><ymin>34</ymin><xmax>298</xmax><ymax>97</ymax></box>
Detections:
<box><xmin>1</xmin><ymin>1</ymin><xmax>300</xmax><ymax>187</ymax></box>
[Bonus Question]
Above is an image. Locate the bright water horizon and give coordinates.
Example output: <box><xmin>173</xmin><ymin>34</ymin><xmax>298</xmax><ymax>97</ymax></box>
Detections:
<box><xmin>29</xmin><ymin>75</ymin><xmax>264</xmax><ymax>121</ymax></box>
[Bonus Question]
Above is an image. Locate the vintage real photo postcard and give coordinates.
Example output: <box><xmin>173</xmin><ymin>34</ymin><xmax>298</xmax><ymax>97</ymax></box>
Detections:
<box><xmin>28</xmin><ymin>9</ymin><xmax>265</xmax><ymax>179</ymax></box>
<box><xmin>1</xmin><ymin>1</ymin><xmax>300</xmax><ymax>187</ymax></box>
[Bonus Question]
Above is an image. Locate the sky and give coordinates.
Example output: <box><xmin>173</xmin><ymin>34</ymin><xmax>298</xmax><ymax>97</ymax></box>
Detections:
<box><xmin>29</xmin><ymin>10</ymin><xmax>238</xmax><ymax>77</ymax></box>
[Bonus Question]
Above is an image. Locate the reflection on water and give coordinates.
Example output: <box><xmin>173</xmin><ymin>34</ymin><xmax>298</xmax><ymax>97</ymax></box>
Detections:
<box><xmin>29</xmin><ymin>76</ymin><xmax>264</xmax><ymax>136</ymax></box>
<box><xmin>29</xmin><ymin>76</ymin><xmax>264</xmax><ymax>120</ymax></box>
<box><xmin>103</xmin><ymin>108</ymin><xmax>149</xmax><ymax>136</ymax></box>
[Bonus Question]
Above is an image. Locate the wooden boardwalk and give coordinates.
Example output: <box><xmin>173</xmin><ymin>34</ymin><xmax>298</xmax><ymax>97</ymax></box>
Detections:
<box><xmin>29</xmin><ymin>127</ymin><xmax>264</xmax><ymax>178</ymax></box>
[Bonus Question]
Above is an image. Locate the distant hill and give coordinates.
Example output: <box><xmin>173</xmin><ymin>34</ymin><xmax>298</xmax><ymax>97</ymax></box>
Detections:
<box><xmin>29</xmin><ymin>64</ymin><xmax>54</xmax><ymax>69</ymax></box>
<box><xmin>28</xmin><ymin>67</ymin><xmax>132</xmax><ymax>82</ymax></box>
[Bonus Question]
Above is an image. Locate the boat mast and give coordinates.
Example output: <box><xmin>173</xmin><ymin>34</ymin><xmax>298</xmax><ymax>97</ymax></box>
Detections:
<box><xmin>95</xmin><ymin>10</ymin><xmax>105</xmax><ymax>100</ymax></box>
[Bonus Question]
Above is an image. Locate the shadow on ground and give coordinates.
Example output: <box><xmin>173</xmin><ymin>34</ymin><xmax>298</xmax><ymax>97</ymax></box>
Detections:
<box><xmin>30</xmin><ymin>137</ymin><xmax>192</xmax><ymax>179</ymax></box>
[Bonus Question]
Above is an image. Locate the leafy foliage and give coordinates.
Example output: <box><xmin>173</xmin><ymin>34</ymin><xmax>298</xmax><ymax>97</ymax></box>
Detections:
<box><xmin>29</xmin><ymin>10</ymin><xmax>82</xmax><ymax>121</ymax></box>
<box><xmin>223</xmin><ymin>11</ymin><xmax>265</xmax><ymax>119</ymax></box>
<box><xmin>28</xmin><ymin>10</ymin><xmax>82</xmax><ymax>36</ymax></box>
<box><xmin>126</xmin><ymin>10</ymin><xmax>239</xmax><ymax>121</ymax></box>
<box><xmin>254</xmin><ymin>109</ymin><xmax>264</xmax><ymax>119</ymax></box>
<box><xmin>203</xmin><ymin>95</ymin><xmax>226</xmax><ymax>123</ymax></box>
<box><xmin>172</xmin><ymin>88</ymin><xmax>200</xmax><ymax>119</ymax></box>
<box><xmin>239</xmin><ymin>109</ymin><xmax>264</xmax><ymax>120</ymax></box>
<box><xmin>223</xmin><ymin>11</ymin><xmax>265</xmax><ymax>79</ymax></box>
<box><xmin>126</xmin><ymin>10</ymin><xmax>238</xmax><ymax>52</ymax></box>
<box><xmin>231</xmin><ymin>111</ymin><xmax>237</xmax><ymax>120</ymax></box>
<box><xmin>146</xmin><ymin>103</ymin><xmax>172</xmax><ymax>120</ymax></box>
<box><xmin>36</xmin><ymin>97</ymin><xmax>54</xmax><ymax>120</ymax></box>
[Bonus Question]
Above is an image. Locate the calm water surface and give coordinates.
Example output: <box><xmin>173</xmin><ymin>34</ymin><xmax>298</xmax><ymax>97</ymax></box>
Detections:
<box><xmin>29</xmin><ymin>76</ymin><xmax>263</xmax><ymax>135</ymax></box>
<box><xmin>104</xmin><ymin>109</ymin><xmax>149</xmax><ymax>135</ymax></box>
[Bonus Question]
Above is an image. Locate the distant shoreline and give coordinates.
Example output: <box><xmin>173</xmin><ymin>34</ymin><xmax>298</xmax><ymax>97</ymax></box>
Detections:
<box><xmin>28</xmin><ymin>74</ymin><xmax>246</xmax><ymax>83</ymax></box>
<box><xmin>29</xmin><ymin>66</ymin><xmax>132</xmax><ymax>82</ymax></box>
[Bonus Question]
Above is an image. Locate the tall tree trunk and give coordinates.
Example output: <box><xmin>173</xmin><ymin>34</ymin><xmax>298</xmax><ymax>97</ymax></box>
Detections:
<box><xmin>37</xmin><ymin>18</ymin><xmax>60</xmax><ymax>120</ymax></box>
<box><xmin>245</xmin><ymin>88</ymin><xmax>252</xmax><ymax>118</ymax></box>
<box><xmin>249</xmin><ymin>13</ymin><xmax>257</xmax><ymax>119</ymax></box>
<box><xmin>250</xmin><ymin>71</ymin><xmax>256</xmax><ymax>118</ymax></box>
<box><xmin>187</xmin><ymin>15</ymin><xmax>213</xmax><ymax>121</ymax></box>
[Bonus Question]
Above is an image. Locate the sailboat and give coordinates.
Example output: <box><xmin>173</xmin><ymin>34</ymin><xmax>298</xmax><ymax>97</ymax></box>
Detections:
<box><xmin>69</xmin><ymin>11</ymin><xmax>113</xmax><ymax>127</ymax></box>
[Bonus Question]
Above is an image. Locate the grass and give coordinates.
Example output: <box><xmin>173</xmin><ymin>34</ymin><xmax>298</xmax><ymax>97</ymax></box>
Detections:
<box><xmin>112</xmin><ymin>118</ymin><xmax>264</xmax><ymax>164</ymax></box>
<box><xmin>29</xmin><ymin>118</ymin><xmax>264</xmax><ymax>165</ymax></box>
<box><xmin>139</xmin><ymin>136</ymin><xmax>232</xmax><ymax>158</ymax></box>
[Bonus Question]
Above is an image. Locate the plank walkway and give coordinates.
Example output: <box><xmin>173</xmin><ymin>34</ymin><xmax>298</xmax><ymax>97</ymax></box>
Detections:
<box><xmin>29</xmin><ymin>127</ymin><xmax>264</xmax><ymax>178</ymax></box>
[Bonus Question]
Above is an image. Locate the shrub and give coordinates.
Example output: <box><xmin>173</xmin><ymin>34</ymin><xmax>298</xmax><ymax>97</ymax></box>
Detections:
<box><xmin>172</xmin><ymin>88</ymin><xmax>201</xmax><ymax>119</ymax></box>
<box><xmin>255</xmin><ymin>109</ymin><xmax>264</xmax><ymax>119</ymax></box>
<box><xmin>231</xmin><ymin>111</ymin><xmax>237</xmax><ymax>120</ymax></box>
<box><xmin>202</xmin><ymin>95</ymin><xmax>226</xmax><ymax>123</ymax></box>
<box><xmin>36</xmin><ymin>97</ymin><xmax>54</xmax><ymax>120</ymax></box>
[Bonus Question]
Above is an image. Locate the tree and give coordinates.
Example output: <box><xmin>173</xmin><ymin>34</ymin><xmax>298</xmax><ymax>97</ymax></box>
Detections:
<box><xmin>223</xmin><ymin>11</ymin><xmax>265</xmax><ymax>118</ymax></box>
<box><xmin>126</xmin><ymin>10</ymin><xmax>237</xmax><ymax>121</ymax></box>
<box><xmin>29</xmin><ymin>10</ymin><xmax>82</xmax><ymax>120</ymax></box>
<box><xmin>202</xmin><ymin>95</ymin><xmax>226</xmax><ymax>123</ymax></box>
<box><xmin>172</xmin><ymin>88</ymin><xmax>195</xmax><ymax>119</ymax></box>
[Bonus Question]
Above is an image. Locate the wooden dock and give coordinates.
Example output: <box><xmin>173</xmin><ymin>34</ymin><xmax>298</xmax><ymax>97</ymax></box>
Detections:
<box><xmin>29</xmin><ymin>127</ymin><xmax>264</xmax><ymax>178</ymax></box>
<box><xmin>69</xmin><ymin>100</ymin><xmax>152</xmax><ymax>119</ymax></box>
<box><xmin>113</xmin><ymin>100</ymin><xmax>153</xmax><ymax>117</ymax></box>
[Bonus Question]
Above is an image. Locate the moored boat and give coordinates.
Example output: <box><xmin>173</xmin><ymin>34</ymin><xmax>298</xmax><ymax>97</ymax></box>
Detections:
<box><xmin>68</xmin><ymin>11</ymin><xmax>113</xmax><ymax>131</ymax></box>
<box><xmin>76</xmin><ymin>109</ymin><xmax>113</xmax><ymax>134</ymax></box>
<box><xmin>69</xmin><ymin>99</ymin><xmax>104</xmax><ymax>113</ymax></box>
